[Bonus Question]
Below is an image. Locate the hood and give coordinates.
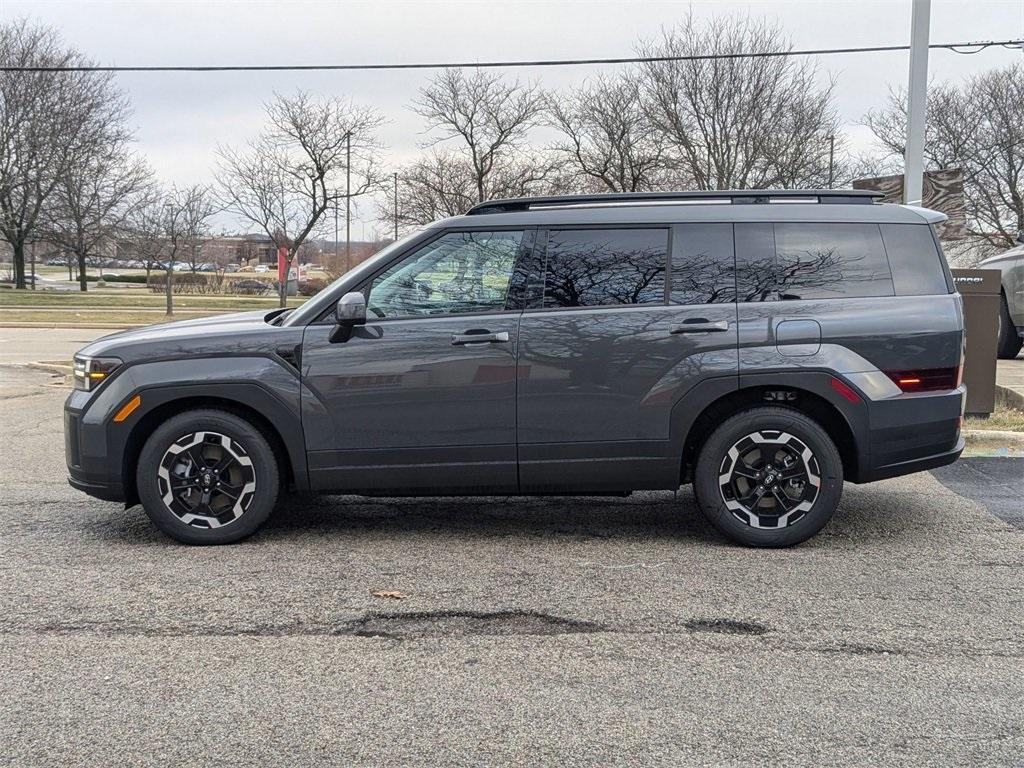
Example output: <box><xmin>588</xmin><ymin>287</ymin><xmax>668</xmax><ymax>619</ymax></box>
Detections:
<box><xmin>979</xmin><ymin>245</ymin><xmax>1023</xmax><ymax>268</ymax></box>
<box><xmin>76</xmin><ymin>309</ymin><xmax>298</xmax><ymax>364</ymax></box>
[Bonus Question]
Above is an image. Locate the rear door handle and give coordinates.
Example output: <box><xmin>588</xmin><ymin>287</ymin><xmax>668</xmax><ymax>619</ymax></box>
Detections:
<box><xmin>669</xmin><ymin>320</ymin><xmax>730</xmax><ymax>334</ymax></box>
<box><xmin>451</xmin><ymin>330</ymin><xmax>510</xmax><ymax>346</ymax></box>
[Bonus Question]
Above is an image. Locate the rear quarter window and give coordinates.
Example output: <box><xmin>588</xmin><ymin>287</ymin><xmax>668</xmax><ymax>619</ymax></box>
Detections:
<box><xmin>735</xmin><ymin>222</ymin><xmax>894</xmax><ymax>301</ymax></box>
<box><xmin>880</xmin><ymin>224</ymin><xmax>952</xmax><ymax>295</ymax></box>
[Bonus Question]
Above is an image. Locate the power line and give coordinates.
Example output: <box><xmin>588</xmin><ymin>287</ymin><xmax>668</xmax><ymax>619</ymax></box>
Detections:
<box><xmin>3</xmin><ymin>39</ymin><xmax>1022</xmax><ymax>73</ymax></box>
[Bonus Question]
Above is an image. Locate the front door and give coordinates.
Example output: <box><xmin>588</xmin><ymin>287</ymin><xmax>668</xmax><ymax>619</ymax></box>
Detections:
<box><xmin>301</xmin><ymin>229</ymin><xmax>532</xmax><ymax>493</ymax></box>
<box><xmin>516</xmin><ymin>224</ymin><xmax>740</xmax><ymax>491</ymax></box>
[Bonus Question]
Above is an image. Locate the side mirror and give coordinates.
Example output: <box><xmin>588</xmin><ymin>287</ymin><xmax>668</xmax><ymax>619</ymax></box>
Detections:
<box><xmin>329</xmin><ymin>291</ymin><xmax>367</xmax><ymax>343</ymax></box>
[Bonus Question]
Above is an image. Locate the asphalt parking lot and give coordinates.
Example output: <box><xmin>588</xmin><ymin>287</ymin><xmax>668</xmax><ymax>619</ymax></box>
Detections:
<box><xmin>1</xmin><ymin>347</ymin><xmax>1022</xmax><ymax>766</ymax></box>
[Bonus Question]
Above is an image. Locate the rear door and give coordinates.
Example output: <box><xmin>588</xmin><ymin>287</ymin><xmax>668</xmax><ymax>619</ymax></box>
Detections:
<box><xmin>301</xmin><ymin>229</ymin><xmax>533</xmax><ymax>493</ymax></box>
<box><xmin>516</xmin><ymin>224</ymin><xmax>739</xmax><ymax>492</ymax></box>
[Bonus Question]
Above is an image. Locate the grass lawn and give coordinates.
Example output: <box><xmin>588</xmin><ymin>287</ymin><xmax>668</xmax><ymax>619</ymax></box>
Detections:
<box><xmin>966</xmin><ymin>405</ymin><xmax>1024</xmax><ymax>432</ymax></box>
<box><xmin>0</xmin><ymin>308</ymin><xmax>245</xmax><ymax>325</ymax></box>
<box><xmin>0</xmin><ymin>288</ymin><xmax>307</xmax><ymax>310</ymax></box>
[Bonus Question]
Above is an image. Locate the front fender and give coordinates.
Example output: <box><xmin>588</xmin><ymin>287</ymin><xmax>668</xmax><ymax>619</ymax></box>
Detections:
<box><xmin>69</xmin><ymin>356</ymin><xmax>308</xmax><ymax>505</ymax></box>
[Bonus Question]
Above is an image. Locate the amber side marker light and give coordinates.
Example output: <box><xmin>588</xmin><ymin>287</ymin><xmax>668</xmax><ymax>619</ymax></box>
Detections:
<box><xmin>113</xmin><ymin>395</ymin><xmax>141</xmax><ymax>423</ymax></box>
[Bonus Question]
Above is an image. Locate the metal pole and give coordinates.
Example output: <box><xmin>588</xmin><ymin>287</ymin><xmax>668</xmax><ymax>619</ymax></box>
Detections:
<box><xmin>393</xmin><ymin>172</ymin><xmax>399</xmax><ymax>241</ymax></box>
<box><xmin>904</xmin><ymin>0</ymin><xmax>931</xmax><ymax>205</ymax></box>
<box><xmin>345</xmin><ymin>132</ymin><xmax>351</xmax><ymax>269</ymax></box>
<box><xmin>827</xmin><ymin>135</ymin><xmax>835</xmax><ymax>188</ymax></box>
<box><xmin>30</xmin><ymin>240</ymin><xmax>36</xmax><ymax>290</ymax></box>
<box><xmin>334</xmin><ymin>190</ymin><xmax>339</xmax><ymax>261</ymax></box>
<box><xmin>164</xmin><ymin>202</ymin><xmax>173</xmax><ymax>316</ymax></box>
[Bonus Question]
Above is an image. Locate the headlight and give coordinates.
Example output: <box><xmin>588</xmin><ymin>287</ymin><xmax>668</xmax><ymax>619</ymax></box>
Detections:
<box><xmin>72</xmin><ymin>356</ymin><xmax>122</xmax><ymax>391</ymax></box>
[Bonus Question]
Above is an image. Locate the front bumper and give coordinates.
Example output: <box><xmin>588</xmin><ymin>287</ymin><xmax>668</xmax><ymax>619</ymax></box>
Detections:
<box><xmin>65</xmin><ymin>391</ymin><xmax>127</xmax><ymax>503</ymax></box>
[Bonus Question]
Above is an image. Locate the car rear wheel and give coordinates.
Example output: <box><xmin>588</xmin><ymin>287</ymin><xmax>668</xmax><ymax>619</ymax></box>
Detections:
<box><xmin>136</xmin><ymin>409</ymin><xmax>279</xmax><ymax>545</ymax></box>
<box><xmin>692</xmin><ymin>407</ymin><xmax>843</xmax><ymax>547</ymax></box>
<box><xmin>997</xmin><ymin>293</ymin><xmax>1022</xmax><ymax>359</ymax></box>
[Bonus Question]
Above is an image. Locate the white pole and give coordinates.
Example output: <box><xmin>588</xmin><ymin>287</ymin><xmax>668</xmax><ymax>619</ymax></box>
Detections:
<box><xmin>904</xmin><ymin>0</ymin><xmax>931</xmax><ymax>206</ymax></box>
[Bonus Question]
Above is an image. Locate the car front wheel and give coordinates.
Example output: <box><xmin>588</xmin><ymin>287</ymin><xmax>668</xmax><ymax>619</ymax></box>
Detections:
<box><xmin>136</xmin><ymin>409</ymin><xmax>279</xmax><ymax>545</ymax></box>
<box><xmin>693</xmin><ymin>406</ymin><xmax>843</xmax><ymax>547</ymax></box>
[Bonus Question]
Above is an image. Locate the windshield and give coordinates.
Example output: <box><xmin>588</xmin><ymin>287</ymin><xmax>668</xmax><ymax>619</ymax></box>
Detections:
<box><xmin>282</xmin><ymin>229</ymin><xmax>424</xmax><ymax>327</ymax></box>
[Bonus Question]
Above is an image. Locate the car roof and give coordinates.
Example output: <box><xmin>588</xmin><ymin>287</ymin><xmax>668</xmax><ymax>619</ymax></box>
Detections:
<box><xmin>427</xmin><ymin>190</ymin><xmax>943</xmax><ymax>230</ymax></box>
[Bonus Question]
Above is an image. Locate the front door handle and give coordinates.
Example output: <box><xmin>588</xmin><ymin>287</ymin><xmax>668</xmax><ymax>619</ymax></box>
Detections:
<box><xmin>451</xmin><ymin>330</ymin><xmax>510</xmax><ymax>346</ymax></box>
<box><xmin>670</xmin><ymin>319</ymin><xmax>730</xmax><ymax>334</ymax></box>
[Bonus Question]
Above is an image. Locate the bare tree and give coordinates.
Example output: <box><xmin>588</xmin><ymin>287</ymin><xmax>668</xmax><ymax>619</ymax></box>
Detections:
<box><xmin>547</xmin><ymin>72</ymin><xmax>668</xmax><ymax>192</ymax></box>
<box><xmin>864</xmin><ymin>64</ymin><xmax>1024</xmax><ymax>255</ymax></box>
<box><xmin>0</xmin><ymin>19</ymin><xmax>132</xmax><ymax>288</ymax></box>
<box><xmin>216</xmin><ymin>90</ymin><xmax>385</xmax><ymax>306</ymax></box>
<box><xmin>412</xmin><ymin>68</ymin><xmax>548</xmax><ymax>203</ymax></box>
<box><xmin>380</xmin><ymin>149</ymin><xmax>569</xmax><ymax>229</ymax></box>
<box><xmin>638</xmin><ymin>14</ymin><xmax>841</xmax><ymax>190</ymax></box>
<box><xmin>46</xmin><ymin>148</ymin><xmax>153</xmax><ymax>291</ymax></box>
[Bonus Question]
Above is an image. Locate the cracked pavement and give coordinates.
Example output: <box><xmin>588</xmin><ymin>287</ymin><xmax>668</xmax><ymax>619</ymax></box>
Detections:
<box><xmin>1</xmin><ymin>330</ymin><xmax>1023</xmax><ymax>767</ymax></box>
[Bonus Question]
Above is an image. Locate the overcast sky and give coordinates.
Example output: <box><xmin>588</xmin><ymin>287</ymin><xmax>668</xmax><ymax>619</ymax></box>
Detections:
<box><xmin>5</xmin><ymin>0</ymin><xmax>1023</xmax><ymax>237</ymax></box>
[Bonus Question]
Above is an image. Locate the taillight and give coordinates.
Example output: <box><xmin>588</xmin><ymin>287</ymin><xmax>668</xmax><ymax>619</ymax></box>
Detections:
<box><xmin>884</xmin><ymin>367</ymin><xmax>960</xmax><ymax>393</ymax></box>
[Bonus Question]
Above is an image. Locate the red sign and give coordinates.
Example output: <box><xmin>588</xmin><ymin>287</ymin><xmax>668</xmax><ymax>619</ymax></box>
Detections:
<box><xmin>277</xmin><ymin>245</ymin><xmax>289</xmax><ymax>284</ymax></box>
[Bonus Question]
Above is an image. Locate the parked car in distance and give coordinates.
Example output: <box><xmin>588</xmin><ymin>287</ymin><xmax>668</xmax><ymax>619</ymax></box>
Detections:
<box><xmin>254</xmin><ymin>264</ymin><xmax>270</xmax><ymax>273</ymax></box>
<box><xmin>65</xmin><ymin>190</ymin><xmax>965</xmax><ymax>547</ymax></box>
<box><xmin>979</xmin><ymin>239</ymin><xmax>1024</xmax><ymax>359</ymax></box>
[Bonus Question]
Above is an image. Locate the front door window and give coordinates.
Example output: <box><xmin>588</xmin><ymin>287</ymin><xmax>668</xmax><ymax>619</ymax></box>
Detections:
<box><xmin>367</xmin><ymin>230</ymin><xmax>525</xmax><ymax>318</ymax></box>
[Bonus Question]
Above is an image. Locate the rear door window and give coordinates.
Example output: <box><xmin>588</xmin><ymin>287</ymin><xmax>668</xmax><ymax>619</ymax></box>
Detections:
<box><xmin>542</xmin><ymin>228</ymin><xmax>668</xmax><ymax>308</ymax></box>
<box><xmin>880</xmin><ymin>224</ymin><xmax>952</xmax><ymax>295</ymax></box>
<box><xmin>736</xmin><ymin>223</ymin><xmax>894</xmax><ymax>301</ymax></box>
<box><xmin>669</xmin><ymin>224</ymin><xmax>736</xmax><ymax>304</ymax></box>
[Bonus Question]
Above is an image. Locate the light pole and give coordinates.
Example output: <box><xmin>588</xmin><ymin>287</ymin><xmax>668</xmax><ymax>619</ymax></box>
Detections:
<box><xmin>163</xmin><ymin>200</ymin><xmax>174</xmax><ymax>316</ymax></box>
<box><xmin>904</xmin><ymin>0</ymin><xmax>931</xmax><ymax>205</ymax></box>
<box><xmin>334</xmin><ymin>188</ymin><xmax>340</xmax><ymax>264</ymax></box>
<box><xmin>393</xmin><ymin>172</ymin><xmax>399</xmax><ymax>241</ymax></box>
<box><xmin>827</xmin><ymin>135</ymin><xmax>835</xmax><ymax>188</ymax></box>
<box><xmin>345</xmin><ymin>132</ymin><xmax>351</xmax><ymax>269</ymax></box>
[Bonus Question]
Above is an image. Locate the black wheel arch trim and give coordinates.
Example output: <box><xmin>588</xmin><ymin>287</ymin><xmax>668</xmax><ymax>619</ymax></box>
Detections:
<box><xmin>670</xmin><ymin>370</ymin><xmax>869</xmax><ymax>484</ymax></box>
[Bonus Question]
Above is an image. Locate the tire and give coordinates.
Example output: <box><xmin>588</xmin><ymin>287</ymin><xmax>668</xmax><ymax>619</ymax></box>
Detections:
<box><xmin>693</xmin><ymin>406</ymin><xmax>843</xmax><ymax>547</ymax></box>
<box><xmin>997</xmin><ymin>293</ymin><xmax>1023</xmax><ymax>360</ymax></box>
<box><xmin>136</xmin><ymin>409</ymin><xmax>279</xmax><ymax>545</ymax></box>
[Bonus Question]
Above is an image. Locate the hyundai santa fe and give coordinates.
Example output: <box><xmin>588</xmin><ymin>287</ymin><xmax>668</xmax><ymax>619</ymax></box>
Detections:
<box><xmin>65</xmin><ymin>190</ymin><xmax>966</xmax><ymax>547</ymax></box>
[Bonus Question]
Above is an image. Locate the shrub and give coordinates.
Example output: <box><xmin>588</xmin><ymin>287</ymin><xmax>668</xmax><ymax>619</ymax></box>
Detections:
<box><xmin>297</xmin><ymin>278</ymin><xmax>328</xmax><ymax>296</ymax></box>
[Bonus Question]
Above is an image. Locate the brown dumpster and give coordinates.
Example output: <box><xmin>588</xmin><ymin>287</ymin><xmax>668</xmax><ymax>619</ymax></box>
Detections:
<box><xmin>951</xmin><ymin>269</ymin><xmax>1001</xmax><ymax>416</ymax></box>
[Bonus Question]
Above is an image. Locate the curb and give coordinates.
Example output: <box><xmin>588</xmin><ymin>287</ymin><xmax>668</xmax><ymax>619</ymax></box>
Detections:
<box><xmin>995</xmin><ymin>384</ymin><xmax>1024</xmax><ymax>411</ymax></box>
<box><xmin>0</xmin><ymin>322</ymin><xmax>145</xmax><ymax>329</ymax></box>
<box><xmin>962</xmin><ymin>428</ymin><xmax>1024</xmax><ymax>446</ymax></box>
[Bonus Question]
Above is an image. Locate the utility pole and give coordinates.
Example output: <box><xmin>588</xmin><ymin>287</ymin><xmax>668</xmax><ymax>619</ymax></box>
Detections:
<box><xmin>827</xmin><ymin>135</ymin><xmax>835</xmax><ymax>188</ymax></box>
<box><xmin>29</xmin><ymin>240</ymin><xmax>36</xmax><ymax>290</ymax></box>
<box><xmin>393</xmin><ymin>172</ymin><xmax>399</xmax><ymax>241</ymax></box>
<box><xmin>345</xmin><ymin>132</ymin><xmax>351</xmax><ymax>270</ymax></box>
<box><xmin>904</xmin><ymin>0</ymin><xmax>931</xmax><ymax>205</ymax></box>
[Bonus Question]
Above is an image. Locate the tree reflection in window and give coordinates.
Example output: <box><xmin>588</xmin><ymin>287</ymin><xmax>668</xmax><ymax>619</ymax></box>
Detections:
<box><xmin>543</xmin><ymin>229</ymin><xmax>668</xmax><ymax>308</ymax></box>
<box><xmin>736</xmin><ymin>223</ymin><xmax>894</xmax><ymax>301</ymax></box>
<box><xmin>368</xmin><ymin>230</ymin><xmax>523</xmax><ymax>318</ymax></box>
<box><xmin>670</xmin><ymin>224</ymin><xmax>736</xmax><ymax>305</ymax></box>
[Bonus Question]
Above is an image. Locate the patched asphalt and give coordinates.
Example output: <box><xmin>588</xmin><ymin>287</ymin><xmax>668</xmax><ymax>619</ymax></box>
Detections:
<box><xmin>1</xmin><ymin>363</ymin><xmax>1022</xmax><ymax>767</ymax></box>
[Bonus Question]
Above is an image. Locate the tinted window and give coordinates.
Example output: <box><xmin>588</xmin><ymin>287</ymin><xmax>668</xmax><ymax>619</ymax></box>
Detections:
<box><xmin>368</xmin><ymin>230</ymin><xmax>523</xmax><ymax>318</ymax></box>
<box><xmin>880</xmin><ymin>224</ymin><xmax>951</xmax><ymax>295</ymax></box>
<box><xmin>774</xmin><ymin>223</ymin><xmax>893</xmax><ymax>300</ymax></box>
<box><xmin>543</xmin><ymin>228</ymin><xmax>667</xmax><ymax>308</ymax></box>
<box><xmin>736</xmin><ymin>223</ymin><xmax>894</xmax><ymax>301</ymax></box>
<box><xmin>735</xmin><ymin>223</ymin><xmax>777</xmax><ymax>302</ymax></box>
<box><xmin>670</xmin><ymin>224</ymin><xmax>736</xmax><ymax>304</ymax></box>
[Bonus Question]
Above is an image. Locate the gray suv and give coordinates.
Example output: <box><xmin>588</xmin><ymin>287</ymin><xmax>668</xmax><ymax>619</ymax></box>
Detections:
<box><xmin>65</xmin><ymin>190</ymin><xmax>965</xmax><ymax>547</ymax></box>
<box><xmin>979</xmin><ymin>241</ymin><xmax>1024</xmax><ymax>359</ymax></box>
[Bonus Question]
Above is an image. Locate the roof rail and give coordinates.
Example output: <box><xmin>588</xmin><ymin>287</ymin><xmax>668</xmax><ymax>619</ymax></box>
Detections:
<box><xmin>465</xmin><ymin>189</ymin><xmax>884</xmax><ymax>215</ymax></box>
